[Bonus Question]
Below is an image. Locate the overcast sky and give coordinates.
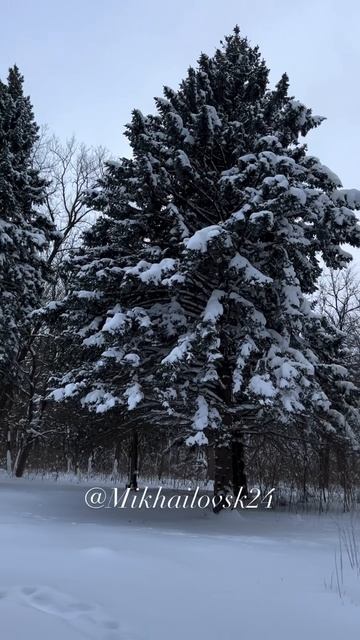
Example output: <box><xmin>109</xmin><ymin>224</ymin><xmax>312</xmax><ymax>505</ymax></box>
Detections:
<box><xmin>1</xmin><ymin>0</ymin><xmax>359</xmax><ymax>191</ymax></box>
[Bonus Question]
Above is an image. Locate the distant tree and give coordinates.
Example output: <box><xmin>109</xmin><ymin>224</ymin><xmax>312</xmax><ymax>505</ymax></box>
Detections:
<box><xmin>48</xmin><ymin>28</ymin><xmax>360</xmax><ymax>500</ymax></box>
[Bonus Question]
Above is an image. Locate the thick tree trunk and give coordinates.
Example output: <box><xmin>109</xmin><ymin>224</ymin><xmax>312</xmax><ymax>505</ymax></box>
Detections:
<box><xmin>231</xmin><ymin>434</ymin><xmax>248</xmax><ymax>497</ymax></box>
<box><xmin>14</xmin><ymin>440</ymin><xmax>32</xmax><ymax>478</ymax></box>
<box><xmin>214</xmin><ymin>330</ymin><xmax>248</xmax><ymax>511</ymax></box>
<box><xmin>213</xmin><ymin>432</ymin><xmax>247</xmax><ymax>512</ymax></box>
<box><xmin>128</xmin><ymin>430</ymin><xmax>139</xmax><ymax>490</ymax></box>
<box><xmin>214</xmin><ymin>443</ymin><xmax>233</xmax><ymax>496</ymax></box>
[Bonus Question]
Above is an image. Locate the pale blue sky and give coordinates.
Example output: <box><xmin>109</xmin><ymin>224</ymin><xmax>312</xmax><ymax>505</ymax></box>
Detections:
<box><xmin>1</xmin><ymin>0</ymin><xmax>360</xmax><ymax>190</ymax></box>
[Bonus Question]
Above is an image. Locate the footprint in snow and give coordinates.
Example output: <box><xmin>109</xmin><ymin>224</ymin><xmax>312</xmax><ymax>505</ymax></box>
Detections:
<box><xmin>1</xmin><ymin>585</ymin><xmax>137</xmax><ymax>640</ymax></box>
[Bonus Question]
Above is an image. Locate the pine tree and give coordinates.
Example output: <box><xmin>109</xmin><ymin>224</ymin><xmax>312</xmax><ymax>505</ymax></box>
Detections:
<box><xmin>49</xmin><ymin>29</ymin><xmax>360</xmax><ymax>496</ymax></box>
<box><xmin>0</xmin><ymin>67</ymin><xmax>54</xmax><ymax>421</ymax></box>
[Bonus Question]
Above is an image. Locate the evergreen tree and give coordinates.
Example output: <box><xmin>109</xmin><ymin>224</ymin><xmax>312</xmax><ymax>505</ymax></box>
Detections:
<box><xmin>49</xmin><ymin>29</ymin><xmax>360</xmax><ymax>496</ymax></box>
<box><xmin>0</xmin><ymin>67</ymin><xmax>54</xmax><ymax>409</ymax></box>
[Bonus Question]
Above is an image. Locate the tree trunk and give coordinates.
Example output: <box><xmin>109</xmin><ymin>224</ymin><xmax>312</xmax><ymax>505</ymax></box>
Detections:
<box><xmin>214</xmin><ymin>329</ymin><xmax>248</xmax><ymax>511</ymax></box>
<box><xmin>13</xmin><ymin>350</ymin><xmax>39</xmax><ymax>479</ymax></box>
<box><xmin>6</xmin><ymin>428</ymin><xmax>12</xmax><ymax>475</ymax></box>
<box><xmin>337</xmin><ymin>444</ymin><xmax>351</xmax><ymax>511</ymax></box>
<box><xmin>319</xmin><ymin>439</ymin><xmax>330</xmax><ymax>510</ymax></box>
<box><xmin>214</xmin><ymin>442</ymin><xmax>233</xmax><ymax>496</ymax></box>
<box><xmin>231</xmin><ymin>433</ymin><xmax>248</xmax><ymax>497</ymax></box>
<box><xmin>213</xmin><ymin>432</ymin><xmax>247</xmax><ymax>512</ymax></box>
<box><xmin>128</xmin><ymin>430</ymin><xmax>139</xmax><ymax>489</ymax></box>
<box><xmin>112</xmin><ymin>440</ymin><xmax>121</xmax><ymax>479</ymax></box>
<box><xmin>14</xmin><ymin>440</ymin><xmax>32</xmax><ymax>478</ymax></box>
<box><xmin>87</xmin><ymin>453</ymin><xmax>93</xmax><ymax>475</ymax></box>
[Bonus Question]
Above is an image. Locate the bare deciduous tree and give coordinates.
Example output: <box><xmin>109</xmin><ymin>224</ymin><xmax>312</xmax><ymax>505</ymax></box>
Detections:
<box><xmin>318</xmin><ymin>267</ymin><xmax>360</xmax><ymax>332</ymax></box>
<box><xmin>6</xmin><ymin>131</ymin><xmax>108</xmax><ymax>476</ymax></box>
<box><xmin>33</xmin><ymin>129</ymin><xmax>107</xmax><ymax>295</ymax></box>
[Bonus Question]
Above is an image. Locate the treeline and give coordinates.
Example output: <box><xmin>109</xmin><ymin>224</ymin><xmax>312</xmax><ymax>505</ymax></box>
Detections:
<box><xmin>1</xmin><ymin>29</ymin><xmax>360</xmax><ymax>508</ymax></box>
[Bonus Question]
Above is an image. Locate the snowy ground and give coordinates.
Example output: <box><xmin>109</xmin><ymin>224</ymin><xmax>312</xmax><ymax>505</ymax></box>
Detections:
<box><xmin>1</xmin><ymin>478</ymin><xmax>360</xmax><ymax>639</ymax></box>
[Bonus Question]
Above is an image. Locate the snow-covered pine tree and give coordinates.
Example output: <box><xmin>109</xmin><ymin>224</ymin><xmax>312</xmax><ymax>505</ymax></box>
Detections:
<box><xmin>0</xmin><ymin>67</ymin><xmax>55</xmax><ymax>422</ymax></box>
<box><xmin>49</xmin><ymin>28</ymin><xmax>360</xmax><ymax>496</ymax></box>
